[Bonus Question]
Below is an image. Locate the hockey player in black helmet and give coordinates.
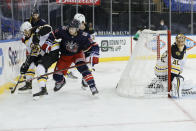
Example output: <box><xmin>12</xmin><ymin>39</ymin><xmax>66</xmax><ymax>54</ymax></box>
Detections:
<box><xmin>28</xmin><ymin>8</ymin><xmax>47</xmax><ymax>29</ymax></box>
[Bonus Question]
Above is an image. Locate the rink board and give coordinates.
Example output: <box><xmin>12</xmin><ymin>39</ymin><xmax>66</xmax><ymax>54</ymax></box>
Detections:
<box><xmin>0</xmin><ymin>35</ymin><xmax>196</xmax><ymax>94</ymax></box>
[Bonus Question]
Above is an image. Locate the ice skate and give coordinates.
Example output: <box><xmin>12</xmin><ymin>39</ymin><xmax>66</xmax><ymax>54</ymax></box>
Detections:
<box><xmin>81</xmin><ymin>79</ymin><xmax>88</xmax><ymax>90</ymax></box>
<box><xmin>18</xmin><ymin>81</ymin><xmax>32</xmax><ymax>94</ymax></box>
<box><xmin>54</xmin><ymin>78</ymin><xmax>66</xmax><ymax>92</ymax></box>
<box><xmin>33</xmin><ymin>87</ymin><xmax>48</xmax><ymax>100</ymax></box>
<box><xmin>90</xmin><ymin>86</ymin><xmax>99</xmax><ymax>95</ymax></box>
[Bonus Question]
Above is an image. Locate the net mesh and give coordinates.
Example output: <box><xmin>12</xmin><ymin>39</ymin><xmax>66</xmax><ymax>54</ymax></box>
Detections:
<box><xmin>116</xmin><ymin>30</ymin><xmax>170</xmax><ymax>97</ymax></box>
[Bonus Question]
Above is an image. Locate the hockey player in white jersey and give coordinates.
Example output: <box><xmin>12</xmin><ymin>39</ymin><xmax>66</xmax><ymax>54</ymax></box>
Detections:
<box><xmin>170</xmin><ymin>34</ymin><xmax>187</xmax><ymax>97</ymax></box>
<box><xmin>19</xmin><ymin>21</ymin><xmax>60</xmax><ymax>98</ymax></box>
<box><xmin>19</xmin><ymin>21</ymin><xmax>41</xmax><ymax>91</ymax></box>
<box><xmin>148</xmin><ymin>34</ymin><xmax>187</xmax><ymax>97</ymax></box>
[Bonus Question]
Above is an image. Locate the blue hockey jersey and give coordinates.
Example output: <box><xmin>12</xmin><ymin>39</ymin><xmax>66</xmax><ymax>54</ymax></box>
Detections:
<box><xmin>50</xmin><ymin>27</ymin><xmax>99</xmax><ymax>56</ymax></box>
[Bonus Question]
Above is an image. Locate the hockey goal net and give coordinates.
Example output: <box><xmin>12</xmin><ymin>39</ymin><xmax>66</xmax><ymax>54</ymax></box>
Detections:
<box><xmin>116</xmin><ymin>29</ymin><xmax>171</xmax><ymax>97</ymax></box>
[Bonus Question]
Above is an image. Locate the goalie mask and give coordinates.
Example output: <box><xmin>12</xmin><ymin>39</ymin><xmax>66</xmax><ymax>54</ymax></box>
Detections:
<box><xmin>176</xmin><ymin>34</ymin><xmax>185</xmax><ymax>45</ymax></box>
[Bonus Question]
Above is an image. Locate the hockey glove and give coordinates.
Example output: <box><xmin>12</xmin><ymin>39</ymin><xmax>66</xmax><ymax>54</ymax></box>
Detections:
<box><xmin>20</xmin><ymin>63</ymin><xmax>29</xmax><ymax>74</ymax></box>
<box><xmin>30</xmin><ymin>43</ymin><xmax>41</xmax><ymax>56</ymax></box>
<box><xmin>38</xmin><ymin>25</ymin><xmax>52</xmax><ymax>36</ymax></box>
<box><xmin>90</xmin><ymin>52</ymin><xmax>99</xmax><ymax>66</ymax></box>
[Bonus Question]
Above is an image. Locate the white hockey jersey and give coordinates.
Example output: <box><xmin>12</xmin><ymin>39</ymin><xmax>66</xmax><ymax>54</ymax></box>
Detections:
<box><xmin>23</xmin><ymin>26</ymin><xmax>60</xmax><ymax>56</ymax></box>
<box><xmin>154</xmin><ymin>48</ymin><xmax>186</xmax><ymax>78</ymax></box>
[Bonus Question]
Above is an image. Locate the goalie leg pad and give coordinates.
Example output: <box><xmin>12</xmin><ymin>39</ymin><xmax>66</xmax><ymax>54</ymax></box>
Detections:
<box><xmin>171</xmin><ymin>76</ymin><xmax>184</xmax><ymax>98</ymax></box>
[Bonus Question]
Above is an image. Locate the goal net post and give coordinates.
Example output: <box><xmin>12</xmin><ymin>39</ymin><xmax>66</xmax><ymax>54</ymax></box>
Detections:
<box><xmin>116</xmin><ymin>29</ymin><xmax>171</xmax><ymax>98</ymax></box>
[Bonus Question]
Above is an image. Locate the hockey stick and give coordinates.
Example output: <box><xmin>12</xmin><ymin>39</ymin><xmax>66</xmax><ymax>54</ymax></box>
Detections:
<box><xmin>33</xmin><ymin>0</ymin><xmax>38</xmax><ymax>9</ymax></box>
<box><xmin>145</xmin><ymin>88</ymin><xmax>196</xmax><ymax>97</ymax></box>
<box><xmin>18</xmin><ymin>62</ymin><xmax>90</xmax><ymax>84</ymax></box>
<box><xmin>10</xmin><ymin>75</ymin><xmax>23</xmax><ymax>94</ymax></box>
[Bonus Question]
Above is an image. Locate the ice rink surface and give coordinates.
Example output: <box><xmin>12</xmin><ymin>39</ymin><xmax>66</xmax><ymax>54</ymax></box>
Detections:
<box><xmin>0</xmin><ymin>59</ymin><xmax>196</xmax><ymax>131</ymax></box>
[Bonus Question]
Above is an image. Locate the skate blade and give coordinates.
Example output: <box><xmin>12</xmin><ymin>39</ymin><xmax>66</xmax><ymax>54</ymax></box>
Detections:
<box><xmin>92</xmin><ymin>92</ymin><xmax>100</xmax><ymax>97</ymax></box>
<box><xmin>33</xmin><ymin>95</ymin><xmax>46</xmax><ymax>101</ymax></box>
<box><xmin>33</xmin><ymin>93</ymin><xmax>49</xmax><ymax>100</ymax></box>
<box><xmin>33</xmin><ymin>96</ymin><xmax>40</xmax><ymax>101</ymax></box>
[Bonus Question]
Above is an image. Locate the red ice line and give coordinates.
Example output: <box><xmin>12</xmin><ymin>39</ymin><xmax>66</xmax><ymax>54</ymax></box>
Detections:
<box><xmin>170</xmin><ymin>98</ymin><xmax>196</xmax><ymax>123</ymax></box>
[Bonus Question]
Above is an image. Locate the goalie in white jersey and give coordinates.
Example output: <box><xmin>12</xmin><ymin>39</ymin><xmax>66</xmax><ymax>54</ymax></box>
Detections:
<box><xmin>148</xmin><ymin>34</ymin><xmax>187</xmax><ymax>97</ymax></box>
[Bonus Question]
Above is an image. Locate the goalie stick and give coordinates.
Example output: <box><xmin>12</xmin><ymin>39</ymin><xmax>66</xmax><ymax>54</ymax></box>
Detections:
<box><xmin>145</xmin><ymin>87</ymin><xmax>196</xmax><ymax>97</ymax></box>
<box><xmin>181</xmin><ymin>88</ymin><xmax>196</xmax><ymax>96</ymax></box>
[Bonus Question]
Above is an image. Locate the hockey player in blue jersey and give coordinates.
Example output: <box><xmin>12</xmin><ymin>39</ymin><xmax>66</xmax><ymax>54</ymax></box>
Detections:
<box><xmin>74</xmin><ymin>13</ymin><xmax>97</xmax><ymax>89</ymax></box>
<box><xmin>26</xmin><ymin>8</ymin><xmax>47</xmax><ymax>32</ymax></box>
<box><xmin>50</xmin><ymin>19</ymin><xmax>99</xmax><ymax>95</ymax></box>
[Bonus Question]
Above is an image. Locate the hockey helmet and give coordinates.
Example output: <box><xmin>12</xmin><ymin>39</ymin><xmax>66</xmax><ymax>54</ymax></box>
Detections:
<box><xmin>68</xmin><ymin>19</ymin><xmax>80</xmax><ymax>29</ymax></box>
<box><xmin>32</xmin><ymin>8</ymin><xmax>39</xmax><ymax>15</ymax></box>
<box><xmin>74</xmin><ymin>13</ymin><xmax>85</xmax><ymax>23</ymax></box>
<box><xmin>20</xmin><ymin>21</ymin><xmax>32</xmax><ymax>33</ymax></box>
